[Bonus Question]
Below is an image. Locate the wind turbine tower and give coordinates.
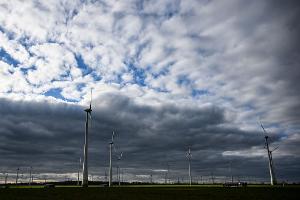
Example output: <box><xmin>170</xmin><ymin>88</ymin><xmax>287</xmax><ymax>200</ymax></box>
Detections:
<box><xmin>78</xmin><ymin>158</ymin><xmax>81</xmax><ymax>185</ymax></box>
<box><xmin>16</xmin><ymin>168</ymin><xmax>19</xmax><ymax>185</ymax></box>
<box><xmin>109</xmin><ymin>131</ymin><xmax>115</xmax><ymax>187</ymax></box>
<box><xmin>105</xmin><ymin>171</ymin><xmax>107</xmax><ymax>183</ymax></box>
<box><xmin>82</xmin><ymin>89</ymin><xmax>93</xmax><ymax>187</ymax></box>
<box><xmin>186</xmin><ymin>147</ymin><xmax>192</xmax><ymax>186</ymax></box>
<box><xmin>29</xmin><ymin>167</ymin><xmax>32</xmax><ymax>185</ymax></box>
<box><xmin>261</xmin><ymin>123</ymin><xmax>277</xmax><ymax>185</ymax></box>
<box><xmin>117</xmin><ymin>152</ymin><xmax>123</xmax><ymax>186</ymax></box>
<box><xmin>229</xmin><ymin>161</ymin><xmax>233</xmax><ymax>183</ymax></box>
<box><xmin>5</xmin><ymin>173</ymin><xmax>8</xmax><ymax>185</ymax></box>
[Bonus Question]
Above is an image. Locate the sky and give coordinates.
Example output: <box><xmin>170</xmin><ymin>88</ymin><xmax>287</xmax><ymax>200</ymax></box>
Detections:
<box><xmin>0</xmin><ymin>0</ymin><xmax>300</xmax><ymax>184</ymax></box>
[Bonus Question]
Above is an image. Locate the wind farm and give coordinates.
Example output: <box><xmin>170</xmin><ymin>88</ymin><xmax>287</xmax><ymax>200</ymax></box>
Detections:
<box><xmin>0</xmin><ymin>88</ymin><xmax>298</xmax><ymax>200</ymax></box>
<box><xmin>1</xmin><ymin>0</ymin><xmax>300</xmax><ymax>199</ymax></box>
<box><xmin>0</xmin><ymin>87</ymin><xmax>298</xmax><ymax>197</ymax></box>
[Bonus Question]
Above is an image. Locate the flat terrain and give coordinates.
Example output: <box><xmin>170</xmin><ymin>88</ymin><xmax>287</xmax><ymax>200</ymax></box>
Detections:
<box><xmin>0</xmin><ymin>186</ymin><xmax>299</xmax><ymax>200</ymax></box>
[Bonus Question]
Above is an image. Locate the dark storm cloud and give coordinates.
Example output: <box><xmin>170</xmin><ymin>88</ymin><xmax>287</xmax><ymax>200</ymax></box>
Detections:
<box><xmin>1</xmin><ymin>92</ymin><xmax>298</xmax><ymax>182</ymax></box>
<box><xmin>263</xmin><ymin>0</ymin><xmax>300</xmax><ymax>123</ymax></box>
<box><xmin>237</xmin><ymin>0</ymin><xmax>300</xmax><ymax>125</ymax></box>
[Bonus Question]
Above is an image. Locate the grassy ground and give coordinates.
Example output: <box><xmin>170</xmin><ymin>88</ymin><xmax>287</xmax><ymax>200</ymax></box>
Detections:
<box><xmin>0</xmin><ymin>185</ymin><xmax>299</xmax><ymax>200</ymax></box>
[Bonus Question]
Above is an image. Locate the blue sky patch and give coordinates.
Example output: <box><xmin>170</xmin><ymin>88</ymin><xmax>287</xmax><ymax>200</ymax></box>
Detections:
<box><xmin>241</xmin><ymin>103</ymin><xmax>255</xmax><ymax>111</ymax></box>
<box><xmin>192</xmin><ymin>89</ymin><xmax>210</xmax><ymax>97</ymax></box>
<box><xmin>20</xmin><ymin>66</ymin><xmax>36</xmax><ymax>75</ymax></box>
<box><xmin>125</xmin><ymin>60</ymin><xmax>146</xmax><ymax>86</ymax></box>
<box><xmin>77</xmin><ymin>83</ymin><xmax>86</xmax><ymax>91</ymax></box>
<box><xmin>0</xmin><ymin>48</ymin><xmax>20</xmax><ymax>66</ymax></box>
<box><xmin>75</xmin><ymin>54</ymin><xmax>93</xmax><ymax>76</ymax></box>
<box><xmin>44</xmin><ymin>88</ymin><xmax>78</xmax><ymax>102</ymax></box>
<box><xmin>177</xmin><ymin>75</ymin><xmax>191</xmax><ymax>86</ymax></box>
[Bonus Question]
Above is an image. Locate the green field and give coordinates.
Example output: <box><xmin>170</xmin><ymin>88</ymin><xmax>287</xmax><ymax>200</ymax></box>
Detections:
<box><xmin>0</xmin><ymin>186</ymin><xmax>299</xmax><ymax>200</ymax></box>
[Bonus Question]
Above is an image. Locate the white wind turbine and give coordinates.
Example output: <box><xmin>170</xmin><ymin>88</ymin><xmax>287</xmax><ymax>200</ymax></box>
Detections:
<box><xmin>82</xmin><ymin>89</ymin><xmax>93</xmax><ymax>187</ymax></box>
<box><xmin>117</xmin><ymin>152</ymin><xmax>123</xmax><ymax>186</ymax></box>
<box><xmin>260</xmin><ymin>123</ymin><xmax>278</xmax><ymax>185</ymax></box>
<box><xmin>109</xmin><ymin>131</ymin><xmax>115</xmax><ymax>187</ymax></box>
<box><xmin>77</xmin><ymin>157</ymin><xmax>81</xmax><ymax>186</ymax></box>
<box><xmin>16</xmin><ymin>168</ymin><xmax>19</xmax><ymax>185</ymax></box>
<box><xmin>29</xmin><ymin>166</ymin><xmax>32</xmax><ymax>185</ymax></box>
<box><xmin>186</xmin><ymin>147</ymin><xmax>192</xmax><ymax>186</ymax></box>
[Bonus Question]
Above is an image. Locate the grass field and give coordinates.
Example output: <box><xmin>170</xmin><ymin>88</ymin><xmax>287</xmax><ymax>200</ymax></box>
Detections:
<box><xmin>0</xmin><ymin>185</ymin><xmax>299</xmax><ymax>200</ymax></box>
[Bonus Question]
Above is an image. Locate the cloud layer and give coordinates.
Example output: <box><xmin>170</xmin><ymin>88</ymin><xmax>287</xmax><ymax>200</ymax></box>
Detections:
<box><xmin>0</xmin><ymin>0</ymin><xmax>299</xmax><ymax>183</ymax></box>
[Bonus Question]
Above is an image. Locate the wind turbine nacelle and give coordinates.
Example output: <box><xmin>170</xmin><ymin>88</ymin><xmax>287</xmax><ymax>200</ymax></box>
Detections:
<box><xmin>84</xmin><ymin>108</ymin><xmax>92</xmax><ymax>112</ymax></box>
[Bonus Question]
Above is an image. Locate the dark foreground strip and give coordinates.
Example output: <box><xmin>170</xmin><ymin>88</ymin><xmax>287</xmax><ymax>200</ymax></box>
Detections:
<box><xmin>0</xmin><ymin>186</ymin><xmax>299</xmax><ymax>200</ymax></box>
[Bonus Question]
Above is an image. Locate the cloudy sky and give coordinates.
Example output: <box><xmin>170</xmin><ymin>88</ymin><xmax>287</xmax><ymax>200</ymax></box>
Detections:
<box><xmin>0</xmin><ymin>0</ymin><xmax>299</xmax><ymax>184</ymax></box>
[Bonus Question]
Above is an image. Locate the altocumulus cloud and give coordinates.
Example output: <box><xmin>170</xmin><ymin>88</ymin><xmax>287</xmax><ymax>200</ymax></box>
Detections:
<box><xmin>0</xmin><ymin>0</ymin><xmax>299</xmax><ymax>183</ymax></box>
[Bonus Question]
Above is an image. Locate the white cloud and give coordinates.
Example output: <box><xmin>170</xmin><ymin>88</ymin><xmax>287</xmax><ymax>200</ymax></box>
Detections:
<box><xmin>0</xmin><ymin>32</ymin><xmax>31</xmax><ymax>65</ymax></box>
<box><xmin>26</xmin><ymin>43</ymin><xmax>75</xmax><ymax>85</ymax></box>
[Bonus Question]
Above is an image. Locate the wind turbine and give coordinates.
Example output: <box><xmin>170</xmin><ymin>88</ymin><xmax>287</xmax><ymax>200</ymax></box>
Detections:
<box><xmin>16</xmin><ymin>168</ymin><xmax>19</xmax><ymax>185</ymax></box>
<box><xmin>77</xmin><ymin>157</ymin><xmax>81</xmax><ymax>186</ymax></box>
<box><xmin>5</xmin><ymin>173</ymin><xmax>8</xmax><ymax>185</ymax></box>
<box><xmin>105</xmin><ymin>170</ymin><xmax>107</xmax><ymax>183</ymax></box>
<box><xmin>211</xmin><ymin>171</ymin><xmax>215</xmax><ymax>184</ymax></box>
<box><xmin>260</xmin><ymin>123</ymin><xmax>278</xmax><ymax>185</ymax></box>
<box><xmin>186</xmin><ymin>147</ymin><xmax>192</xmax><ymax>186</ymax></box>
<box><xmin>82</xmin><ymin>89</ymin><xmax>93</xmax><ymax>187</ymax></box>
<box><xmin>229</xmin><ymin>161</ymin><xmax>233</xmax><ymax>183</ymax></box>
<box><xmin>29</xmin><ymin>166</ymin><xmax>32</xmax><ymax>185</ymax></box>
<box><xmin>164</xmin><ymin>162</ymin><xmax>170</xmax><ymax>184</ymax></box>
<box><xmin>117</xmin><ymin>152</ymin><xmax>123</xmax><ymax>186</ymax></box>
<box><xmin>109</xmin><ymin>131</ymin><xmax>115</xmax><ymax>187</ymax></box>
<box><xmin>122</xmin><ymin>169</ymin><xmax>124</xmax><ymax>183</ymax></box>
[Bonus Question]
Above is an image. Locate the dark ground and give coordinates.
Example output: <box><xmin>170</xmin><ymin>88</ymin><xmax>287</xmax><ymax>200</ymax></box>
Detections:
<box><xmin>0</xmin><ymin>186</ymin><xmax>299</xmax><ymax>200</ymax></box>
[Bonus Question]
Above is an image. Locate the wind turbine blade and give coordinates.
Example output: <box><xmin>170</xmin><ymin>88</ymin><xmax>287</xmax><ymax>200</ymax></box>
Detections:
<box><xmin>113</xmin><ymin>144</ymin><xmax>117</xmax><ymax>153</ymax></box>
<box><xmin>112</xmin><ymin>131</ymin><xmax>115</xmax><ymax>143</ymax></box>
<box><xmin>271</xmin><ymin>146</ymin><xmax>279</xmax><ymax>152</ymax></box>
<box><xmin>117</xmin><ymin>152</ymin><xmax>123</xmax><ymax>160</ymax></box>
<box><xmin>89</xmin><ymin>113</ymin><xmax>92</xmax><ymax>128</ymax></box>
<box><xmin>90</xmin><ymin>88</ymin><xmax>93</xmax><ymax>109</ymax></box>
<box><xmin>260</xmin><ymin>123</ymin><xmax>268</xmax><ymax>135</ymax></box>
